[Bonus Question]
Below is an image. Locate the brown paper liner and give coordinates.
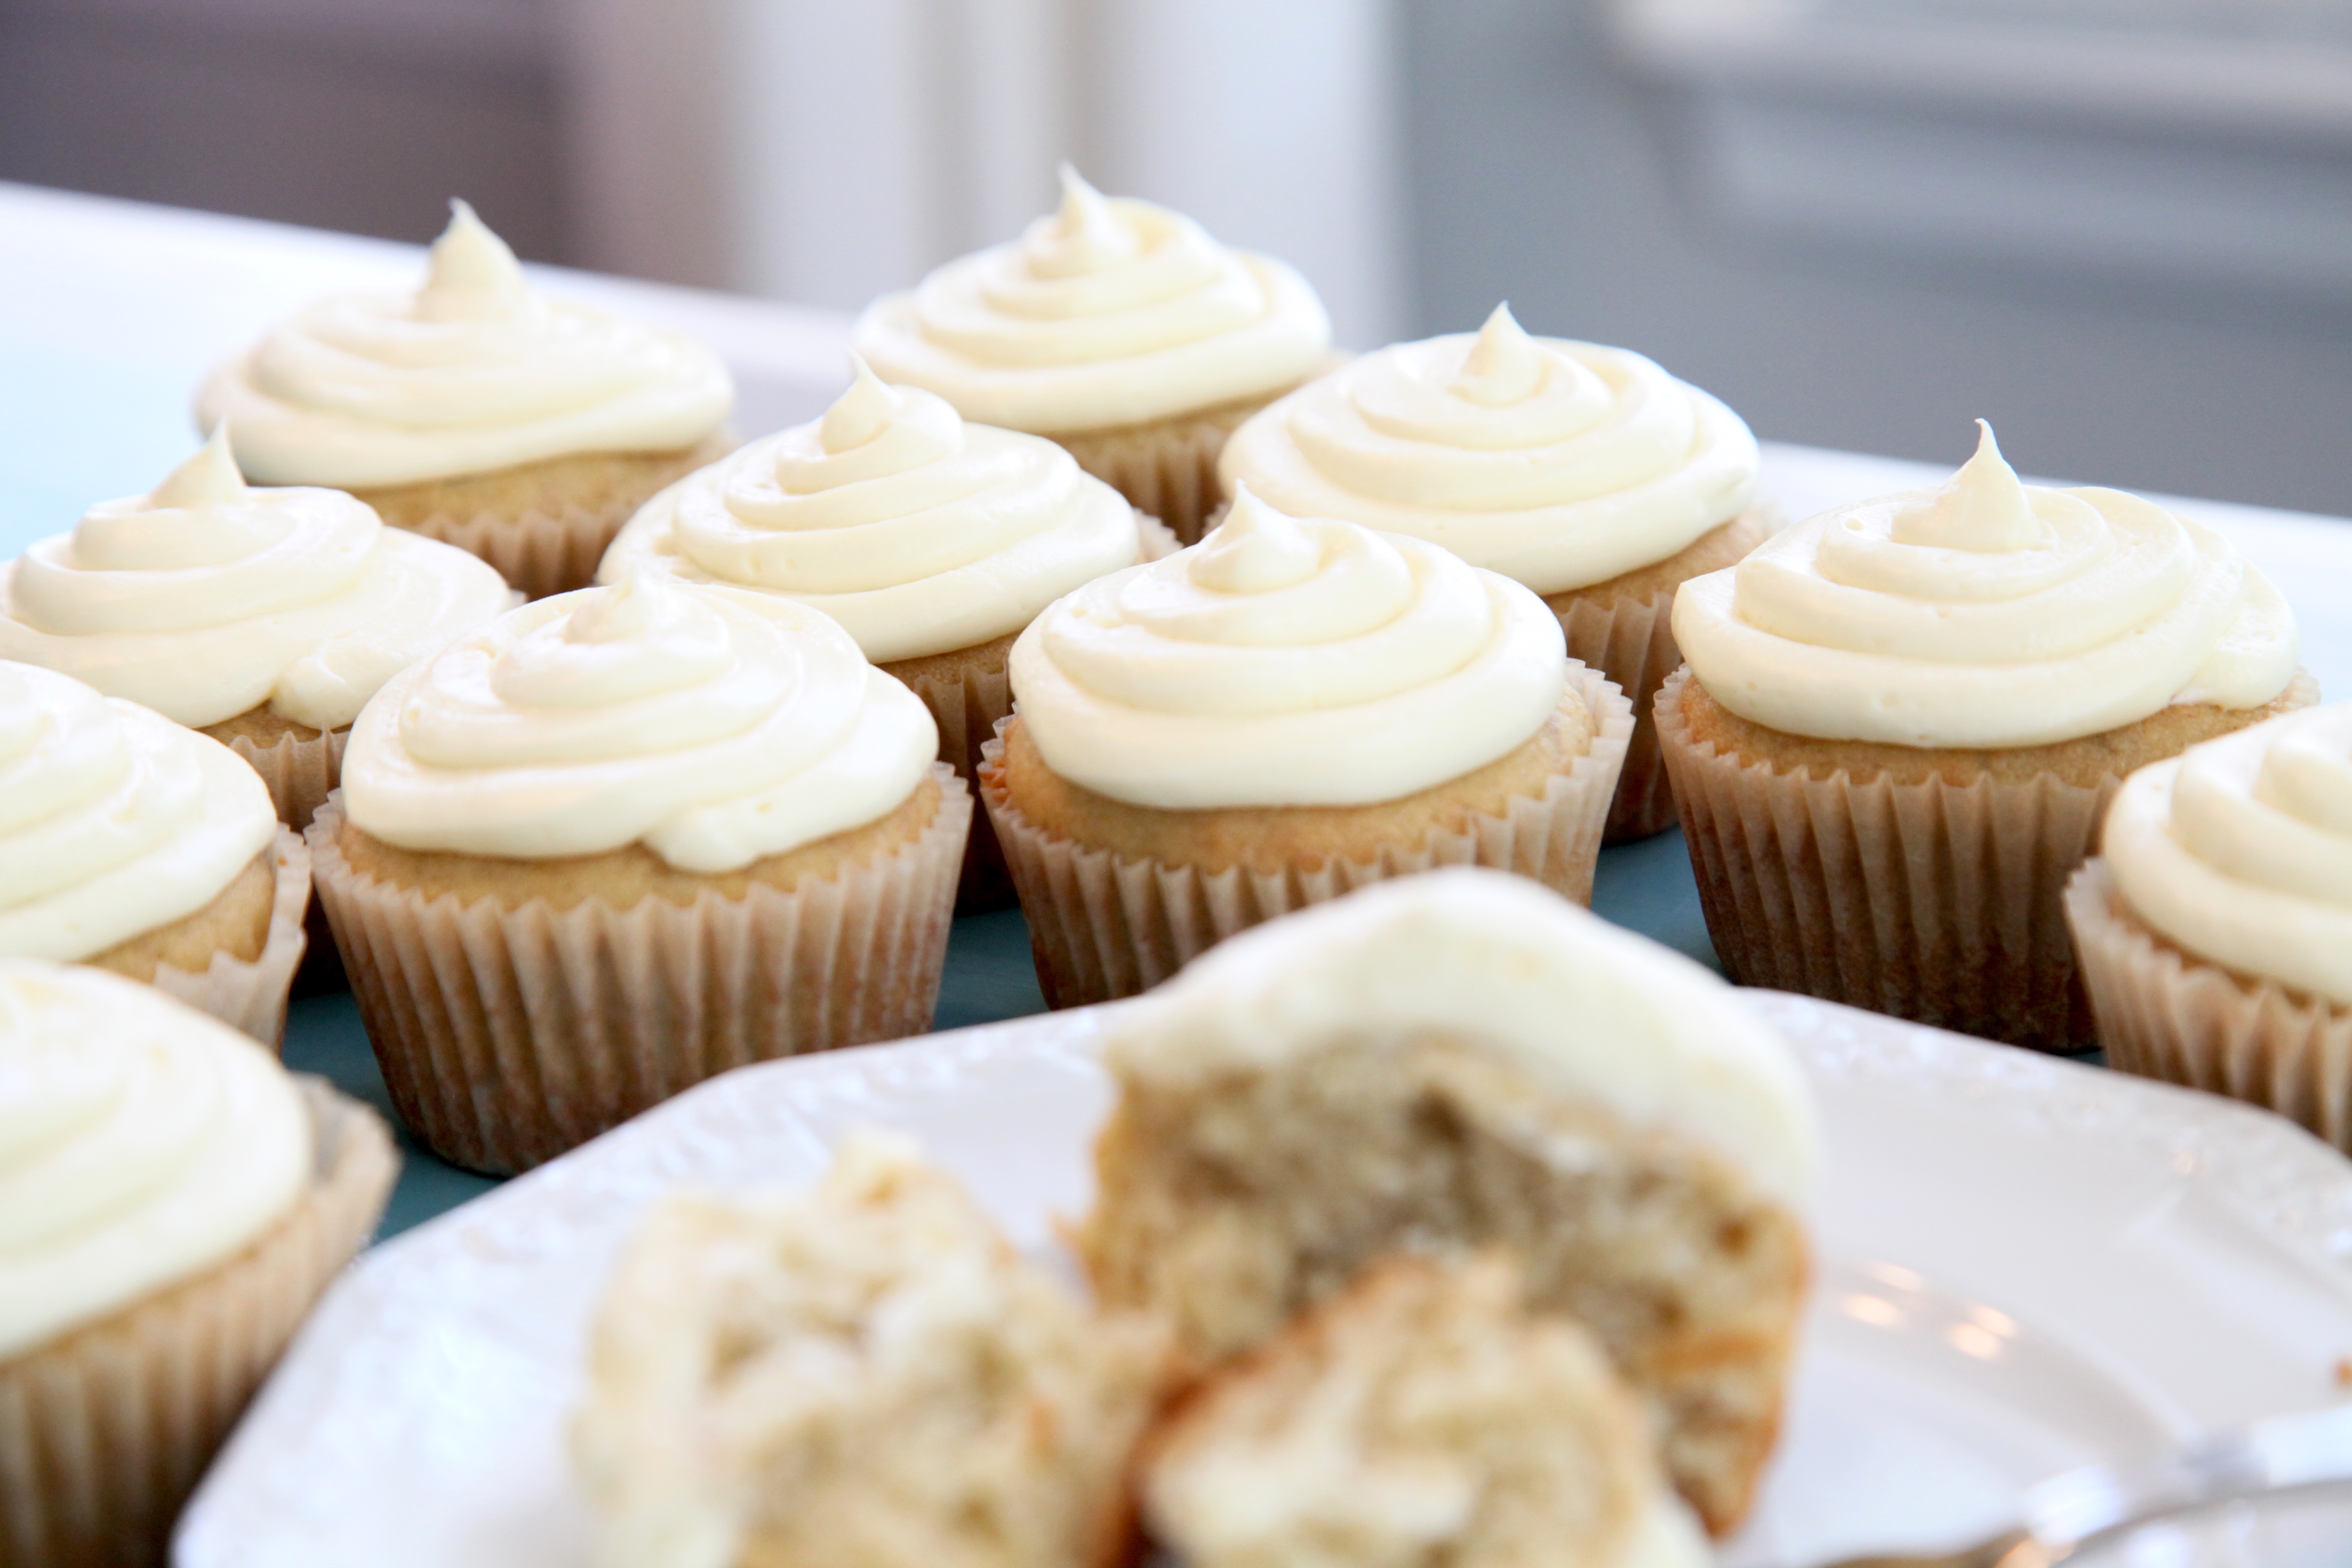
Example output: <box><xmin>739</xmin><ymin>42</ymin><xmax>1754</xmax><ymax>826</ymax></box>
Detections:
<box><xmin>217</xmin><ymin>725</ymin><xmax>346</xmax><ymax>830</ymax></box>
<box><xmin>0</xmin><ymin>1079</ymin><xmax>397</xmax><ymax>1568</ymax></box>
<box><xmin>146</xmin><ymin>826</ymin><xmax>311</xmax><ymax>1052</ymax></box>
<box><xmin>2068</xmin><ymin>860</ymin><xmax>2352</xmax><ymax>1149</ymax></box>
<box><xmin>306</xmin><ymin>768</ymin><xmax>971</xmax><ymax>1175</ymax></box>
<box><xmin>981</xmin><ymin>663</ymin><xmax>1633</xmax><ymax>1009</ymax></box>
<box><xmin>893</xmin><ymin>514</ymin><xmax>1180</xmax><ymax>913</ymax></box>
<box><xmin>1058</xmin><ymin>404</ymin><xmax>1279</xmax><ymax>547</ymax></box>
<box><xmin>394</xmin><ymin>500</ymin><xmax>641</xmax><ymax>603</ymax></box>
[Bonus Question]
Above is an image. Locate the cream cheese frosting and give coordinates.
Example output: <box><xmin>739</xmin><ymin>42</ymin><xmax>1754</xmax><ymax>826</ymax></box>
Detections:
<box><xmin>196</xmin><ymin>201</ymin><xmax>735</xmax><ymax>489</ymax></box>
<box><xmin>0</xmin><ymin>959</ymin><xmax>311</xmax><ymax>1359</ymax></box>
<box><xmin>340</xmin><ymin>578</ymin><xmax>937</xmax><ymax>870</ymax></box>
<box><xmin>0</xmin><ymin>431</ymin><xmax>516</xmax><ymax>730</ymax></box>
<box><xmin>2104</xmin><ymin>703</ymin><xmax>2352</xmax><ymax>1008</ymax></box>
<box><xmin>1673</xmin><ymin>423</ymin><xmax>2299</xmax><ymax>748</ymax></box>
<box><xmin>1220</xmin><ymin>303</ymin><xmax>1760</xmax><ymax>595</ymax></box>
<box><xmin>0</xmin><ymin>661</ymin><xmax>277</xmax><ymax>963</ymax></box>
<box><xmin>600</xmin><ymin>360</ymin><xmax>1145</xmax><ymax>663</ymax></box>
<box><xmin>851</xmin><ymin>168</ymin><xmax>1331</xmax><ymax>435</ymax></box>
<box><xmin>1105</xmin><ymin>867</ymin><xmax>1822</xmax><ymax>1208</ymax></box>
<box><xmin>1007</xmin><ymin>488</ymin><xmax>1567</xmax><ymax>810</ymax></box>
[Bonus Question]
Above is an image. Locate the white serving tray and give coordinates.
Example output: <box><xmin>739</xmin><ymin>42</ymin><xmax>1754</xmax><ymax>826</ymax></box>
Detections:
<box><xmin>177</xmin><ymin>993</ymin><xmax>2352</xmax><ymax>1568</ymax></box>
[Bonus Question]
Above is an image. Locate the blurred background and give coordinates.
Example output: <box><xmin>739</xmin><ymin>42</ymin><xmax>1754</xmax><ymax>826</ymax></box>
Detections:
<box><xmin>5</xmin><ymin>0</ymin><xmax>2348</xmax><ymax>513</ymax></box>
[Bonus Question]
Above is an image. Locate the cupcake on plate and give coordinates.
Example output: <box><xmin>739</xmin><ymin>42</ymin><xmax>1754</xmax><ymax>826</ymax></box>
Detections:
<box><xmin>2067</xmin><ymin>703</ymin><xmax>2352</xmax><ymax>1146</ymax></box>
<box><xmin>854</xmin><ymin>167</ymin><xmax>1330</xmax><ymax>545</ymax></box>
<box><xmin>1079</xmin><ymin>869</ymin><xmax>1821</xmax><ymax>1535</ymax></box>
<box><xmin>197</xmin><ymin>201</ymin><xmax>735</xmax><ymax>599</ymax></box>
<box><xmin>0</xmin><ymin>959</ymin><xmax>396</xmax><ymax>1568</ymax></box>
<box><xmin>0</xmin><ymin>429</ymin><xmax>513</xmax><ymax>827</ymax></box>
<box><xmin>600</xmin><ymin>359</ymin><xmax>1174</xmax><ymax>906</ymax></box>
<box><xmin>980</xmin><ymin>488</ymin><xmax>1632</xmax><ymax>1008</ymax></box>
<box><xmin>1220</xmin><ymin>303</ymin><xmax>1764</xmax><ymax>840</ymax></box>
<box><xmin>1661</xmin><ymin>423</ymin><xmax>2314</xmax><ymax>1052</ymax></box>
<box><xmin>309</xmin><ymin>578</ymin><xmax>970</xmax><ymax>1174</ymax></box>
<box><xmin>0</xmin><ymin>660</ymin><xmax>307</xmax><ymax>1045</ymax></box>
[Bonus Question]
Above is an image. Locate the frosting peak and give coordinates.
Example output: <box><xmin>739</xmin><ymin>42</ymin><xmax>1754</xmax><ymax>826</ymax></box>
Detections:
<box><xmin>1890</xmin><ymin>422</ymin><xmax>2042</xmax><ymax>553</ymax></box>
<box><xmin>341</xmin><ymin>584</ymin><xmax>937</xmax><ymax>871</ymax></box>
<box><xmin>0</xmin><ymin>436</ymin><xmax>515</xmax><ymax>730</ymax></box>
<box><xmin>600</xmin><ymin>370</ymin><xmax>1144</xmax><ymax>664</ymax></box>
<box><xmin>1672</xmin><ymin>425</ymin><xmax>2300</xmax><ymax>748</ymax></box>
<box><xmin>2106</xmin><ymin>704</ymin><xmax>2352</xmax><ymax>1007</ymax></box>
<box><xmin>1030</xmin><ymin>165</ymin><xmax>1142</xmax><ymax>277</ymax></box>
<box><xmin>1217</xmin><ymin>319</ymin><xmax>1759</xmax><ymax>595</ymax></box>
<box><xmin>196</xmin><ymin>202</ymin><xmax>733</xmax><ymax>489</ymax></box>
<box><xmin>1006</xmin><ymin>505</ymin><xmax>1567</xmax><ymax>808</ymax></box>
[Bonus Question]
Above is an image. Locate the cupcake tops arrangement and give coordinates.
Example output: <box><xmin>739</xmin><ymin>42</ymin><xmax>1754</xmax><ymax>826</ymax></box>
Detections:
<box><xmin>0</xmin><ymin>430</ymin><xmax>513</xmax><ymax>824</ymax></box>
<box><xmin>855</xmin><ymin>167</ymin><xmax>1333</xmax><ymax>542</ymax></box>
<box><xmin>198</xmin><ymin>202</ymin><xmax>738</xmax><ymax>598</ymax></box>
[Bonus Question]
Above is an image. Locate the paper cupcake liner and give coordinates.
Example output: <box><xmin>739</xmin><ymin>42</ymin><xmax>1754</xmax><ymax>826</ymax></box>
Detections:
<box><xmin>981</xmin><ymin>663</ymin><xmax>1632</xmax><ymax>1009</ymax></box>
<box><xmin>1552</xmin><ymin>582</ymin><xmax>1684</xmax><ymax>844</ymax></box>
<box><xmin>2068</xmin><ymin>860</ymin><xmax>2352</xmax><ymax>1149</ymax></box>
<box><xmin>395</xmin><ymin>500</ymin><xmax>637</xmax><ymax>602</ymax></box>
<box><xmin>306</xmin><ymin>769</ymin><xmax>971</xmax><ymax>1175</ymax></box>
<box><xmin>145</xmin><ymin>826</ymin><xmax>311</xmax><ymax>1052</ymax></box>
<box><xmin>1058</xmin><ymin>406</ymin><xmax>1272</xmax><ymax>547</ymax></box>
<box><xmin>0</xmin><ymin>1078</ymin><xmax>395</xmax><ymax>1568</ymax></box>
<box><xmin>217</xmin><ymin>724</ymin><xmax>346</xmax><ymax>830</ymax></box>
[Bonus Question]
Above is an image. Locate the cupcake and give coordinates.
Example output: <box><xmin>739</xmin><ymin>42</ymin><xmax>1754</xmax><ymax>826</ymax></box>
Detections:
<box><xmin>1661</xmin><ymin>422</ymin><xmax>2314</xmax><ymax>1051</ymax></box>
<box><xmin>0</xmin><ymin>660</ymin><xmax>307</xmax><ymax>1045</ymax></box>
<box><xmin>574</xmin><ymin>1133</ymin><xmax>1173</xmax><ymax>1568</ymax></box>
<box><xmin>1220</xmin><ymin>303</ymin><xmax>1763</xmax><ymax>840</ymax></box>
<box><xmin>1078</xmin><ymin>869</ymin><xmax>1821</xmax><ymax>1535</ymax></box>
<box><xmin>600</xmin><ymin>359</ymin><xmax>1174</xmax><ymax>907</ymax></box>
<box><xmin>853</xmin><ymin>167</ymin><xmax>1331</xmax><ymax>545</ymax></box>
<box><xmin>0</xmin><ymin>959</ymin><xmax>396</xmax><ymax>1568</ymax></box>
<box><xmin>0</xmin><ymin>429</ymin><xmax>513</xmax><ymax>827</ymax></box>
<box><xmin>197</xmin><ymin>201</ymin><xmax>736</xmax><ymax>599</ymax></box>
<box><xmin>309</xmin><ymin>578</ymin><xmax>971</xmax><ymax>1174</ymax></box>
<box><xmin>2068</xmin><ymin>703</ymin><xmax>2352</xmax><ymax>1146</ymax></box>
<box><xmin>980</xmin><ymin>489</ymin><xmax>1632</xmax><ymax>1008</ymax></box>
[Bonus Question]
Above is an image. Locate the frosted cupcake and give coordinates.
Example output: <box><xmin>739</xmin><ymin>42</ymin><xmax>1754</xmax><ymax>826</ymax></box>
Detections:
<box><xmin>2068</xmin><ymin>704</ymin><xmax>2352</xmax><ymax>1145</ymax></box>
<box><xmin>600</xmin><ymin>361</ymin><xmax>1173</xmax><ymax>905</ymax></box>
<box><xmin>980</xmin><ymin>489</ymin><xmax>1631</xmax><ymax>1007</ymax></box>
<box><xmin>309</xmin><ymin>578</ymin><xmax>970</xmax><ymax>1173</ymax></box>
<box><xmin>198</xmin><ymin>201</ymin><xmax>735</xmax><ymax>598</ymax></box>
<box><xmin>1219</xmin><ymin>304</ymin><xmax>1763</xmax><ymax>840</ymax></box>
<box><xmin>0</xmin><ymin>960</ymin><xmax>395</xmax><ymax>1568</ymax></box>
<box><xmin>1661</xmin><ymin>423</ymin><xmax>2313</xmax><ymax>1051</ymax></box>
<box><xmin>854</xmin><ymin>168</ymin><xmax>1330</xmax><ymax>545</ymax></box>
<box><xmin>0</xmin><ymin>660</ymin><xmax>307</xmax><ymax>1045</ymax></box>
<box><xmin>0</xmin><ymin>430</ymin><xmax>512</xmax><ymax>826</ymax></box>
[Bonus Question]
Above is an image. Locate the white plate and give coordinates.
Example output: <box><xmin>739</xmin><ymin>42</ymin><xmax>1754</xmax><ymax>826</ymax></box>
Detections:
<box><xmin>177</xmin><ymin>993</ymin><xmax>2352</xmax><ymax>1568</ymax></box>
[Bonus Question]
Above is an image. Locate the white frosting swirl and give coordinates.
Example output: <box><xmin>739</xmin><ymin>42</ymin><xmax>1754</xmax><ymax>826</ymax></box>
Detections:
<box><xmin>1107</xmin><ymin>868</ymin><xmax>1822</xmax><ymax>1207</ymax></box>
<box><xmin>851</xmin><ymin>168</ymin><xmax>1330</xmax><ymax>434</ymax></box>
<box><xmin>341</xmin><ymin>579</ymin><xmax>937</xmax><ymax>871</ymax></box>
<box><xmin>1007</xmin><ymin>489</ymin><xmax>1566</xmax><ymax>809</ymax></box>
<box><xmin>196</xmin><ymin>202</ymin><xmax>735</xmax><ymax>488</ymax></box>
<box><xmin>0</xmin><ymin>662</ymin><xmax>277</xmax><ymax>963</ymax></box>
<box><xmin>0</xmin><ymin>431</ymin><xmax>515</xmax><ymax>730</ymax></box>
<box><xmin>1673</xmin><ymin>424</ymin><xmax>2300</xmax><ymax>748</ymax></box>
<box><xmin>2105</xmin><ymin>704</ymin><xmax>2352</xmax><ymax>1008</ymax></box>
<box><xmin>0</xmin><ymin>959</ymin><xmax>310</xmax><ymax>1359</ymax></box>
<box><xmin>1220</xmin><ymin>304</ymin><xmax>1760</xmax><ymax>595</ymax></box>
<box><xmin>600</xmin><ymin>361</ymin><xmax>1145</xmax><ymax>663</ymax></box>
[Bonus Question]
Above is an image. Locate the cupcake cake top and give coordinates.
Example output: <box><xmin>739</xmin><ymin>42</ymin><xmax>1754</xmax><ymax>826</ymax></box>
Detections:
<box><xmin>2104</xmin><ymin>703</ymin><xmax>2352</xmax><ymax>1007</ymax></box>
<box><xmin>0</xmin><ymin>661</ymin><xmax>277</xmax><ymax>962</ymax></box>
<box><xmin>1220</xmin><ymin>303</ymin><xmax>1760</xmax><ymax>595</ymax></box>
<box><xmin>1106</xmin><ymin>868</ymin><xmax>1821</xmax><ymax>1206</ymax></box>
<box><xmin>196</xmin><ymin>201</ymin><xmax>735</xmax><ymax>489</ymax></box>
<box><xmin>851</xmin><ymin>167</ymin><xmax>1331</xmax><ymax>434</ymax></box>
<box><xmin>1672</xmin><ymin>423</ymin><xmax>2299</xmax><ymax>748</ymax></box>
<box><xmin>0</xmin><ymin>431</ymin><xmax>515</xmax><ymax>730</ymax></box>
<box><xmin>600</xmin><ymin>360</ymin><xmax>1145</xmax><ymax>663</ymax></box>
<box><xmin>0</xmin><ymin>958</ymin><xmax>311</xmax><ymax>1358</ymax></box>
<box><xmin>340</xmin><ymin>578</ymin><xmax>936</xmax><ymax>870</ymax></box>
<box><xmin>1008</xmin><ymin>488</ymin><xmax>1567</xmax><ymax>810</ymax></box>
